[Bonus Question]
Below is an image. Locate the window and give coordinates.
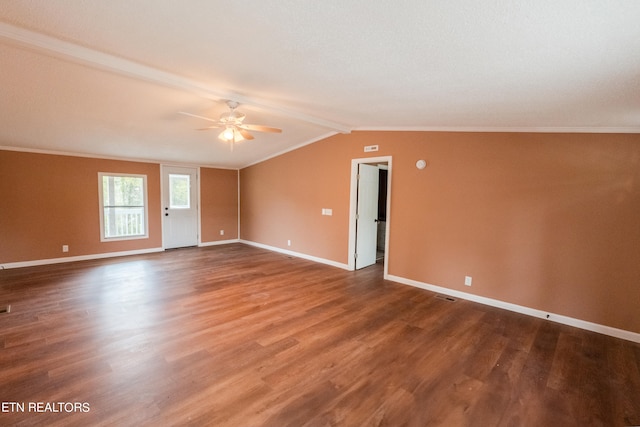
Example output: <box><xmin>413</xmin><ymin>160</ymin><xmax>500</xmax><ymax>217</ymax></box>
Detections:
<box><xmin>99</xmin><ymin>173</ymin><xmax>148</xmax><ymax>241</ymax></box>
<box><xmin>169</xmin><ymin>174</ymin><xmax>190</xmax><ymax>209</ymax></box>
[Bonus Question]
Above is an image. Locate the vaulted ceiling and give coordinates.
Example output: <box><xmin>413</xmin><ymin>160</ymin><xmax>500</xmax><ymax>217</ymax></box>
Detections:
<box><xmin>1</xmin><ymin>1</ymin><xmax>639</xmax><ymax>168</ymax></box>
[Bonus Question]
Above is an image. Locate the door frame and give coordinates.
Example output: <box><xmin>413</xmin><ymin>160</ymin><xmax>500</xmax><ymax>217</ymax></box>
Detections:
<box><xmin>347</xmin><ymin>156</ymin><xmax>392</xmax><ymax>276</ymax></box>
<box><xmin>160</xmin><ymin>164</ymin><xmax>201</xmax><ymax>249</ymax></box>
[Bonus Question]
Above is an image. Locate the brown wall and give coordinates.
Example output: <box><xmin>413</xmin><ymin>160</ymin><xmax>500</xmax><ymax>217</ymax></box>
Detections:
<box><xmin>0</xmin><ymin>150</ymin><xmax>162</xmax><ymax>262</ymax></box>
<box><xmin>240</xmin><ymin>131</ymin><xmax>640</xmax><ymax>333</ymax></box>
<box><xmin>240</xmin><ymin>139</ymin><xmax>351</xmax><ymax>261</ymax></box>
<box><xmin>200</xmin><ymin>167</ymin><xmax>238</xmax><ymax>242</ymax></box>
<box><xmin>0</xmin><ymin>150</ymin><xmax>239</xmax><ymax>263</ymax></box>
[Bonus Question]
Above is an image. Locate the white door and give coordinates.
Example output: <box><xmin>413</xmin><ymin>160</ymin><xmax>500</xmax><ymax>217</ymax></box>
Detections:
<box><xmin>355</xmin><ymin>164</ymin><xmax>379</xmax><ymax>269</ymax></box>
<box><xmin>162</xmin><ymin>166</ymin><xmax>198</xmax><ymax>249</ymax></box>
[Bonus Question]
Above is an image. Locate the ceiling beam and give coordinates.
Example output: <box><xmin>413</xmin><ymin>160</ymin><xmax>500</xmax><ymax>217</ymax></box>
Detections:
<box><xmin>0</xmin><ymin>22</ymin><xmax>352</xmax><ymax>133</ymax></box>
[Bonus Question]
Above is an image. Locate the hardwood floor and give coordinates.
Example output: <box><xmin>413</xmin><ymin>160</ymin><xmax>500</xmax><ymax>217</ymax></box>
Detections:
<box><xmin>1</xmin><ymin>243</ymin><xmax>639</xmax><ymax>426</ymax></box>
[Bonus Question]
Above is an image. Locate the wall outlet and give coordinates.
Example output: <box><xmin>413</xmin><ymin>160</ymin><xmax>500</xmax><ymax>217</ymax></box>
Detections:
<box><xmin>322</xmin><ymin>208</ymin><xmax>333</xmax><ymax>216</ymax></box>
<box><xmin>220</xmin><ymin>230</ymin><xmax>224</xmax><ymax>236</ymax></box>
<box><xmin>62</xmin><ymin>245</ymin><xmax>69</xmax><ymax>253</ymax></box>
<box><xmin>464</xmin><ymin>276</ymin><xmax>472</xmax><ymax>286</ymax></box>
<box><xmin>287</xmin><ymin>240</ymin><xmax>291</xmax><ymax>247</ymax></box>
<box><xmin>364</xmin><ymin>145</ymin><xmax>379</xmax><ymax>152</ymax></box>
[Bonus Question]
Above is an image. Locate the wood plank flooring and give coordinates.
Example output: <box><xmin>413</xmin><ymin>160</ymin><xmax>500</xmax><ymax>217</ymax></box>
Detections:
<box><xmin>1</xmin><ymin>243</ymin><xmax>639</xmax><ymax>426</ymax></box>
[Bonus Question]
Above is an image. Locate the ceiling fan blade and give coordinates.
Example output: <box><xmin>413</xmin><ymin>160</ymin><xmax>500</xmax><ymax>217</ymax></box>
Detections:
<box><xmin>178</xmin><ymin>111</ymin><xmax>219</xmax><ymax>124</ymax></box>
<box><xmin>196</xmin><ymin>125</ymin><xmax>221</xmax><ymax>130</ymax></box>
<box><xmin>239</xmin><ymin>124</ymin><xmax>282</xmax><ymax>133</ymax></box>
<box><xmin>238</xmin><ymin>128</ymin><xmax>255</xmax><ymax>140</ymax></box>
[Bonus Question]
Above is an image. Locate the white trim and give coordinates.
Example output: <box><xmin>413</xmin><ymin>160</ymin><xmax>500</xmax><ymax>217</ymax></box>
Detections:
<box><xmin>0</xmin><ymin>248</ymin><xmax>164</xmax><ymax>270</ymax></box>
<box><xmin>0</xmin><ymin>22</ymin><xmax>351</xmax><ymax>134</ymax></box>
<box><xmin>386</xmin><ymin>274</ymin><xmax>640</xmax><ymax>344</ymax></box>
<box><xmin>199</xmin><ymin>239</ymin><xmax>240</xmax><ymax>247</ymax></box>
<box><xmin>347</xmin><ymin>156</ymin><xmax>392</xmax><ymax>274</ymax></box>
<box><xmin>197</xmin><ymin>166</ymin><xmax>202</xmax><ymax>245</ymax></box>
<box><xmin>353</xmin><ymin>126</ymin><xmax>640</xmax><ymax>134</ymax></box>
<box><xmin>240</xmin><ymin>240</ymin><xmax>350</xmax><ymax>271</ymax></box>
<box><xmin>0</xmin><ymin>145</ymin><xmax>240</xmax><ymax>170</ymax></box>
<box><xmin>98</xmin><ymin>172</ymin><xmax>149</xmax><ymax>242</ymax></box>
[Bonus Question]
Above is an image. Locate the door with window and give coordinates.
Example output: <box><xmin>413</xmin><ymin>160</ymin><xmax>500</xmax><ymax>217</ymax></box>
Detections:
<box><xmin>162</xmin><ymin>166</ymin><xmax>198</xmax><ymax>249</ymax></box>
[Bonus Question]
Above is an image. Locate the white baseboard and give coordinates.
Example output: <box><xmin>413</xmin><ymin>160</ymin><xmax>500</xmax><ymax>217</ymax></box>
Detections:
<box><xmin>0</xmin><ymin>241</ymin><xmax>242</xmax><ymax>270</ymax></box>
<box><xmin>386</xmin><ymin>274</ymin><xmax>640</xmax><ymax>344</ymax></box>
<box><xmin>0</xmin><ymin>247</ymin><xmax>165</xmax><ymax>270</ymax></box>
<box><xmin>199</xmin><ymin>238</ymin><xmax>240</xmax><ymax>247</ymax></box>
<box><xmin>240</xmin><ymin>240</ymin><xmax>350</xmax><ymax>271</ymax></box>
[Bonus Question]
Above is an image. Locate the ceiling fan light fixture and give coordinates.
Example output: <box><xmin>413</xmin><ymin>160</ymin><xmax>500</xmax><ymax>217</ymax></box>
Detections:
<box><xmin>182</xmin><ymin>100</ymin><xmax>281</xmax><ymax>150</ymax></box>
<box><xmin>222</xmin><ymin>127</ymin><xmax>235</xmax><ymax>141</ymax></box>
<box><xmin>218</xmin><ymin>127</ymin><xmax>245</xmax><ymax>152</ymax></box>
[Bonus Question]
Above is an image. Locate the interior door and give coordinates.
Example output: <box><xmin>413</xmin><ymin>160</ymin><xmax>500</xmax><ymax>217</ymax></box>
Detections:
<box><xmin>162</xmin><ymin>166</ymin><xmax>198</xmax><ymax>249</ymax></box>
<box><xmin>355</xmin><ymin>163</ymin><xmax>379</xmax><ymax>269</ymax></box>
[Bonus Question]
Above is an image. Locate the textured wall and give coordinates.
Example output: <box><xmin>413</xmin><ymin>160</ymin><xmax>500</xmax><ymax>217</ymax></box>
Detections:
<box><xmin>0</xmin><ymin>150</ymin><xmax>162</xmax><ymax>262</ymax></box>
<box><xmin>0</xmin><ymin>150</ymin><xmax>239</xmax><ymax>263</ymax></box>
<box><xmin>240</xmin><ymin>131</ymin><xmax>640</xmax><ymax>333</ymax></box>
<box><xmin>200</xmin><ymin>167</ymin><xmax>238</xmax><ymax>242</ymax></box>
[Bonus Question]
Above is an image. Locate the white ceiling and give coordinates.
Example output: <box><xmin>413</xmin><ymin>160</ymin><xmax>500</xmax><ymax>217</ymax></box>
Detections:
<box><xmin>1</xmin><ymin>1</ymin><xmax>639</xmax><ymax>168</ymax></box>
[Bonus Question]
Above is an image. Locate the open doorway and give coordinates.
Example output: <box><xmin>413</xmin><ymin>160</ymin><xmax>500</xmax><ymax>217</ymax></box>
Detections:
<box><xmin>348</xmin><ymin>156</ymin><xmax>392</xmax><ymax>275</ymax></box>
<box><xmin>376</xmin><ymin>165</ymin><xmax>388</xmax><ymax>263</ymax></box>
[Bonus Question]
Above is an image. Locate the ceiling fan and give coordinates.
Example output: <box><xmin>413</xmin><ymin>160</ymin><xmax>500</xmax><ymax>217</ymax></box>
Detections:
<box><xmin>180</xmin><ymin>101</ymin><xmax>282</xmax><ymax>150</ymax></box>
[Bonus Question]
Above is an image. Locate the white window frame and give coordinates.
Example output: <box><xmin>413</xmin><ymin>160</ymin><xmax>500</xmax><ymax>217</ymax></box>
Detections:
<box><xmin>98</xmin><ymin>172</ymin><xmax>149</xmax><ymax>242</ymax></box>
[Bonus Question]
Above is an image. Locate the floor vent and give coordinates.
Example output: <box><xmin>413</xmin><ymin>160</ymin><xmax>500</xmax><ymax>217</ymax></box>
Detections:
<box><xmin>435</xmin><ymin>294</ymin><xmax>456</xmax><ymax>302</ymax></box>
<box><xmin>0</xmin><ymin>305</ymin><xmax>10</xmax><ymax>314</ymax></box>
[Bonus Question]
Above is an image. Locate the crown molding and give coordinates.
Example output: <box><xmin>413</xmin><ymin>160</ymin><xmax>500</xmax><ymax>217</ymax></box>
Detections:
<box><xmin>0</xmin><ymin>22</ymin><xmax>352</xmax><ymax>134</ymax></box>
<box><xmin>0</xmin><ymin>145</ymin><xmax>239</xmax><ymax>170</ymax></box>
<box><xmin>353</xmin><ymin>125</ymin><xmax>640</xmax><ymax>134</ymax></box>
